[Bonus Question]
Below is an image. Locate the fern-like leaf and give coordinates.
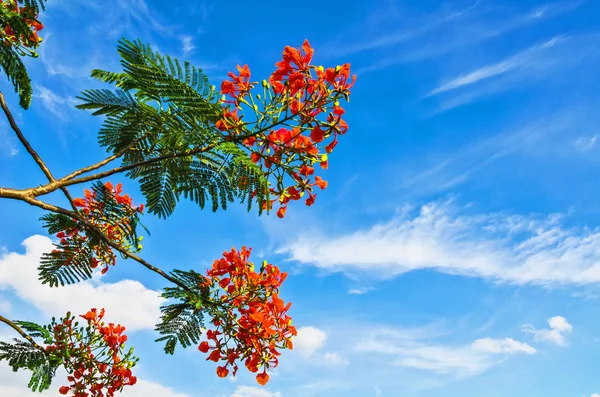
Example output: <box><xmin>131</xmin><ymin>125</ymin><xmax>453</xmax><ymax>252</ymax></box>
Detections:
<box><xmin>0</xmin><ymin>338</ymin><xmax>57</xmax><ymax>392</ymax></box>
<box><xmin>155</xmin><ymin>270</ymin><xmax>212</xmax><ymax>354</ymax></box>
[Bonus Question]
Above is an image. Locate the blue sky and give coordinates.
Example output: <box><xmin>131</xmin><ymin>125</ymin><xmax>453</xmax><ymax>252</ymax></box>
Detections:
<box><xmin>1</xmin><ymin>0</ymin><xmax>600</xmax><ymax>396</ymax></box>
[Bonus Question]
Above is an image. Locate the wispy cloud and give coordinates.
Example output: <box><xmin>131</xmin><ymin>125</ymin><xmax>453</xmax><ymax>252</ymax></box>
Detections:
<box><xmin>278</xmin><ymin>200</ymin><xmax>600</xmax><ymax>286</ymax></box>
<box><xmin>322</xmin><ymin>1</ymin><xmax>480</xmax><ymax>59</ymax></box>
<box><xmin>180</xmin><ymin>35</ymin><xmax>195</xmax><ymax>56</ymax></box>
<box><xmin>356</xmin><ymin>1</ymin><xmax>583</xmax><ymax>75</ymax></box>
<box><xmin>428</xmin><ymin>36</ymin><xmax>565</xmax><ymax>96</ymax></box>
<box><xmin>34</xmin><ymin>85</ymin><xmax>76</xmax><ymax>119</ymax></box>
<box><xmin>374</xmin><ymin>383</ymin><xmax>382</xmax><ymax>396</ymax></box>
<box><xmin>399</xmin><ymin>105</ymin><xmax>600</xmax><ymax>195</ymax></box>
<box><xmin>0</xmin><ymin>121</ymin><xmax>18</xmax><ymax>157</ymax></box>
<box><xmin>348</xmin><ymin>287</ymin><xmax>371</xmax><ymax>295</ymax></box>
<box><xmin>574</xmin><ymin>135</ymin><xmax>598</xmax><ymax>151</ymax></box>
<box><xmin>356</xmin><ymin>326</ymin><xmax>535</xmax><ymax>378</ymax></box>
<box><xmin>522</xmin><ymin>316</ymin><xmax>573</xmax><ymax>346</ymax></box>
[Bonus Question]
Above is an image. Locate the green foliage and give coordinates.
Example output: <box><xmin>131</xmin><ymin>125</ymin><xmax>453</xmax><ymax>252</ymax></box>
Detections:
<box><xmin>155</xmin><ymin>270</ymin><xmax>212</xmax><ymax>354</ymax></box>
<box><xmin>17</xmin><ymin>0</ymin><xmax>47</xmax><ymax>12</ymax></box>
<box><xmin>13</xmin><ymin>320</ymin><xmax>53</xmax><ymax>344</ymax></box>
<box><xmin>0</xmin><ymin>0</ymin><xmax>46</xmax><ymax>108</ymax></box>
<box><xmin>76</xmin><ymin>39</ymin><xmax>270</xmax><ymax>218</ymax></box>
<box><xmin>0</xmin><ymin>20</ymin><xmax>31</xmax><ymax>108</ymax></box>
<box><xmin>38</xmin><ymin>234</ymin><xmax>96</xmax><ymax>287</ymax></box>
<box><xmin>0</xmin><ymin>338</ymin><xmax>57</xmax><ymax>392</ymax></box>
<box><xmin>38</xmin><ymin>182</ymin><xmax>146</xmax><ymax>286</ymax></box>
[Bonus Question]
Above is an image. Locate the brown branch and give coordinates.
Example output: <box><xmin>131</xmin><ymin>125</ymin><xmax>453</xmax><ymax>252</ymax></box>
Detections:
<box><xmin>62</xmin><ymin>145</ymin><xmax>135</xmax><ymax>182</ymax></box>
<box><xmin>0</xmin><ymin>92</ymin><xmax>55</xmax><ymax>183</ymax></box>
<box><xmin>29</xmin><ymin>113</ymin><xmax>298</xmax><ymax>198</ymax></box>
<box><xmin>30</xmin><ymin>143</ymin><xmax>221</xmax><ymax>196</ymax></box>
<box><xmin>0</xmin><ymin>314</ymin><xmax>45</xmax><ymax>352</ymax></box>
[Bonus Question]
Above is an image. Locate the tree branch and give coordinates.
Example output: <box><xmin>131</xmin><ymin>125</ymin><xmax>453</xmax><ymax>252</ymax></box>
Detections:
<box><xmin>0</xmin><ymin>315</ymin><xmax>45</xmax><ymax>352</ymax></box>
<box><xmin>19</xmin><ymin>195</ymin><xmax>194</xmax><ymax>292</ymax></box>
<box><xmin>0</xmin><ymin>92</ymin><xmax>54</xmax><ymax>183</ymax></box>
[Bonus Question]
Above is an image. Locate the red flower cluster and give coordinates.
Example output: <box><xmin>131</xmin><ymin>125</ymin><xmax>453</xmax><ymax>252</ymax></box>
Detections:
<box><xmin>197</xmin><ymin>247</ymin><xmax>296</xmax><ymax>385</ymax></box>
<box><xmin>44</xmin><ymin>309</ymin><xmax>137</xmax><ymax>397</ymax></box>
<box><xmin>1</xmin><ymin>0</ymin><xmax>44</xmax><ymax>48</ymax></box>
<box><xmin>54</xmin><ymin>182</ymin><xmax>144</xmax><ymax>274</ymax></box>
<box><xmin>221</xmin><ymin>64</ymin><xmax>254</xmax><ymax>106</ymax></box>
<box><xmin>216</xmin><ymin>40</ymin><xmax>355</xmax><ymax>218</ymax></box>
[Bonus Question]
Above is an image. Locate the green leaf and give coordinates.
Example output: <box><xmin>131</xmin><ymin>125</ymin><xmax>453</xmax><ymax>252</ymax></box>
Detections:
<box><xmin>154</xmin><ymin>270</ymin><xmax>212</xmax><ymax>354</ymax></box>
<box><xmin>0</xmin><ymin>338</ymin><xmax>57</xmax><ymax>392</ymax></box>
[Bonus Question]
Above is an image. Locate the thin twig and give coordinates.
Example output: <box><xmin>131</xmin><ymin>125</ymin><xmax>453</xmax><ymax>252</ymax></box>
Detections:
<box><xmin>0</xmin><ymin>91</ymin><xmax>80</xmax><ymax>212</ymax></box>
<box><xmin>0</xmin><ymin>92</ymin><xmax>55</xmax><ymax>182</ymax></box>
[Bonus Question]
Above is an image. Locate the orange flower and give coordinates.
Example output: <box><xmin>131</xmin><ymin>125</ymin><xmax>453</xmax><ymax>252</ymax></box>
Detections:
<box><xmin>72</xmin><ymin>198</ymin><xmax>86</xmax><ymax>207</ymax></box>
<box><xmin>313</xmin><ymin>176</ymin><xmax>328</xmax><ymax>190</ymax></box>
<box><xmin>276</xmin><ymin>206</ymin><xmax>287</xmax><ymax>218</ymax></box>
<box><xmin>256</xmin><ymin>372</ymin><xmax>270</xmax><ymax>386</ymax></box>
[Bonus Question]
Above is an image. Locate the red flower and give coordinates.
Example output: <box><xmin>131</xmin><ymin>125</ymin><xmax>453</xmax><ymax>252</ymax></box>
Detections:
<box><xmin>310</xmin><ymin>125</ymin><xmax>325</xmax><ymax>143</ymax></box>
<box><xmin>59</xmin><ymin>386</ymin><xmax>70</xmax><ymax>395</ymax></box>
<box><xmin>207</xmin><ymin>349</ymin><xmax>221</xmax><ymax>362</ymax></box>
<box><xmin>198</xmin><ymin>341</ymin><xmax>210</xmax><ymax>353</ymax></box>
<box><xmin>313</xmin><ymin>176</ymin><xmax>328</xmax><ymax>190</ymax></box>
<box><xmin>216</xmin><ymin>366</ymin><xmax>229</xmax><ymax>378</ymax></box>
<box><xmin>256</xmin><ymin>372</ymin><xmax>270</xmax><ymax>386</ymax></box>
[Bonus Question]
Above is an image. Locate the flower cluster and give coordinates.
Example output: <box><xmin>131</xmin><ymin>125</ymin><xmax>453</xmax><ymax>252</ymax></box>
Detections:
<box><xmin>54</xmin><ymin>182</ymin><xmax>144</xmax><ymax>274</ymax></box>
<box><xmin>197</xmin><ymin>247</ymin><xmax>296</xmax><ymax>385</ymax></box>
<box><xmin>1</xmin><ymin>0</ymin><xmax>44</xmax><ymax>51</ymax></box>
<box><xmin>44</xmin><ymin>309</ymin><xmax>138</xmax><ymax>397</ymax></box>
<box><xmin>217</xmin><ymin>40</ymin><xmax>355</xmax><ymax>218</ymax></box>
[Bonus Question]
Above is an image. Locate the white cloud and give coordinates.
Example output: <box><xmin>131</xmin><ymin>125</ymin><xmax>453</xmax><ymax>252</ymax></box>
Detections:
<box><xmin>293</xmin><ymin>326</ymin><xmax>327</xmax><ymax>358</ymax></box>
<box><xmin>180</xmin><ymin>35</ymin><xmax>195</xmax><ymax>55</ymax></box>
<box><xmin>591</xmin><ymin>394</ymin><xmax>600</xmax><ymax>397</ymax></box>
<box><xmin>574</xmin><ymin>135</ymin><xmax>598</xmax><ymax>151</ymax></box>
<box><xmin>0</xmin><ymin>361</ymin><xmax>191</xmax><ymax>397</ymax></box>
<box><xmin>348</xmin><ymin>288</ymin><xmax>370</xmax><ymax>295</ymax></box>
<box><xmin>471</xmin><ymin>338</ymin><xmax>536</xmax><ymax>354</ymax></box>
<box><xmin>279</xmin><ymin>201</ymin><xmax>600</xmax><ymax>286</ymax></box>
<box><xmin>357</xmin><ymin>327</ymin><xmax>535</xmax><ymax>378</ymax></box>
<box><xmin>231</xmin><ymin>386</ymin><xmax>281</xmax><ymax>397</ymax></box>
<box><xmin>522</xmin><ymin>316</ymin><xmax>573</xmax><ymax>346</ymax></box>
<box><xmin>322</xmin><ymin>352</ymin><xmax>349</xmax><ymax>366</ymax></box>
<box><xmin>0</xmin><ymin>235</ymin><xmax>164</xmax><ymax>331</ymax></box>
